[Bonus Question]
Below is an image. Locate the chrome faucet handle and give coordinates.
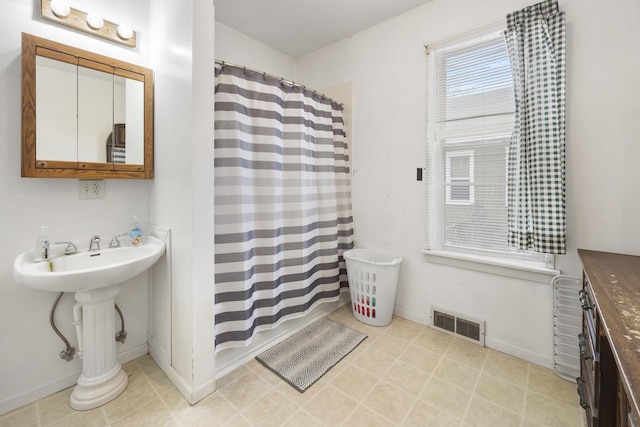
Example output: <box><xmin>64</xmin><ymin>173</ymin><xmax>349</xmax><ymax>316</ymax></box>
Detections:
<box><xmin>89</xmin><ymin>235</ymin><xmax>101</xmax><ymax>252</ymax></box>
<box><xmin>109</xmin><ymin>233</ymin><xmax>128</xmax><ymax>248</ymax></box>
<box><xmin>55</xmin><ymin>241</ymin><xmax>78</xmax><ymax>255</ymax></box>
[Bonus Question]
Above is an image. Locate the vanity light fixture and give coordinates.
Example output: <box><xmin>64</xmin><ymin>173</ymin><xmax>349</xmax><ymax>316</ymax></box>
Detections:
<box><xmin>40</xmin><ymin>0</ymin><xmax>137</xmax><ymax>48</ymax></box>
<box><xmin>50</xmin><ymin>0</ymin><xmax>70</xmax><ymax>18</ymax></box>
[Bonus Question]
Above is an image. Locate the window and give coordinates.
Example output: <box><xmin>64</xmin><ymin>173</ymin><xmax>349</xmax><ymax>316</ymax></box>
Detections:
<box><xmin>445</xmin><ymin>151</ymin><xmax>474</xmax><ymax>205</ymax></box>
<box><xmin>425</xmin><ymin>25</ymin><xmax>552</xmax><ymax>268</ymax></box>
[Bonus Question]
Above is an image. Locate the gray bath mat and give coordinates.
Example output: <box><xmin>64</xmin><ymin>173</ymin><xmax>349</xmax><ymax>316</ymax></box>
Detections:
<box><xmin>255</xmin><ymin>317</ymin><xmax>367</xmax><ymax>392</ymax></box>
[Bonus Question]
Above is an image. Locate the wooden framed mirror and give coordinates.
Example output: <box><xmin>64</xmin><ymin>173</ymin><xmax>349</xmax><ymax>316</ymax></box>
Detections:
<box><xmin>21</xmin><ymin>33</ymin><xmax>154</xmax><ymax>179</ymax></box>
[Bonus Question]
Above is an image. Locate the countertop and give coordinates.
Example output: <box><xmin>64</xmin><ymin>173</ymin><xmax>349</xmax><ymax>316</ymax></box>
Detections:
<box><xmin>579</xmin><ymin>249</ymin><xmax>640</xmax><ymax>421</ymax></box>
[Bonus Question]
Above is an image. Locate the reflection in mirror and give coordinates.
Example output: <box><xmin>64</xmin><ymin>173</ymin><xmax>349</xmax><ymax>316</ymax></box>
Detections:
<box><xmin>78</xmin><ymin>64</ymin><xmax>114</xmax><ymax>164</ymax></box>
<box><xmin>111</xmin><ymin>77</ymin><xmax>126</xmax><ymax>163</ymax></box>
<box><xmin>36</xmin><ymin>56</ymin><xmax>76</xmax><ymax>161</ymax></box>
<box><xmin>108</xmin><ymin>76</ymin><xmax>144</xmax><ymax>165</ymax></box>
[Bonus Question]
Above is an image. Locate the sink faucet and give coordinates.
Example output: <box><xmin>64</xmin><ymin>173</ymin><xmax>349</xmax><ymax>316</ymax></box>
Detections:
<box><xmin>89</xmin><ymin>235</ymin><xmax>101</xmax><ymax>252</ymax></box>
<box><xmin>109</xmin><ymin>233</ymin><xmax>128</xmax><ymax>248</ymax></box>
<box><xmin>55</xmin><ymin>241</ymin><xmax>78</xmax><ymax>255</ymax></box>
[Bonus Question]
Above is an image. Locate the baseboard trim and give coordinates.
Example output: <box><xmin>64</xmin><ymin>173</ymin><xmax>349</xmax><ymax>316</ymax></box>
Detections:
<box><xmin>191</xmin><ymin>378</ymin><xmax>217</xmax><ymax>404</ymax></box>
<box><xmin>0</xmin><ymin>369</ymin><xmax>79</xmax><ymax>416</ymax></box>
<box><xmin>151</xmin><ymin>354</ymin><xmax>216</xmax><ymax>406</ymax></box>
<box><xmin>148</xmin><ymin>337</ymin><xmax>171</xmax><ymax>371</ymax></box>
<box><xmin>393</xmin><ymin>306</ymin><xmax>429</xmax><ymax>326</ymax></box>
<box><xmin>0</xmin><ymin>343</ymin><xmax>149</xmax><ymax>416</ymax></box>
<box><xmin>118</xmin><ymin>343</ymin><xmax>150</xmax><ymax>365</ymax></box>
<box><xmin>162</xmin><ymin>366</ymin><xmax>196</xmax><ymax>404</ymax></box>
<box><xmin>149</xmin><ymin>337</ymin><xmax>203</xmax><ymax>404</ymax></box>
<box><xmin>392</xmin><ymin>306</ymin><xmax>552</xmax><ymax>368</ymax></box>
<box><xmin>484</xmin><ymin>336</ymin><xmax>553</xmax><ymax>369</ymax></box>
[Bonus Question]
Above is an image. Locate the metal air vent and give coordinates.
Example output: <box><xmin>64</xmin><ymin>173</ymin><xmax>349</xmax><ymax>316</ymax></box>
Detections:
<box><xmin>431</xmin><ymin>306</ymin><xmax>485</xmax><ymax>346</ymax></box>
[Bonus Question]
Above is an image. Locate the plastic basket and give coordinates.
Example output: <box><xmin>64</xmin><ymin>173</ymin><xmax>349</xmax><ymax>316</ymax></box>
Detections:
<box><xmin>343</xmin><ymin>248</ymin><xmax>402</xmax><ymax>326</ymax></box>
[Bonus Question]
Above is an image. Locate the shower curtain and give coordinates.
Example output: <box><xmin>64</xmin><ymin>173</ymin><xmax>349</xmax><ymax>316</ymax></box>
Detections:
<box><xmin>214</xmin><ymin>64</ymin><xmax>354</xmax><ymax>352</ymax></box>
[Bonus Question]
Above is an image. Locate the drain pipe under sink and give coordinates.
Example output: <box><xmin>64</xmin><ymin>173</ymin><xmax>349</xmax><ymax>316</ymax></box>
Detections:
<box><xmin>73</xmin><ymin>303</ymin><xmax>84</xmax><ymax>359</ymax></box>
<box><xmin>50</xmin><ymin>296</ymin><xmax>127</xmax><ymax>361</ymax></box>
<box><xmin>72</xmin><ymin>302</ymin><xmax>127</xmax><ymax>357</ymax></box>
<box><xmin>50</xmin><ymin>292</ymin><xmax>76</xmax><ymax>362</ymax></box>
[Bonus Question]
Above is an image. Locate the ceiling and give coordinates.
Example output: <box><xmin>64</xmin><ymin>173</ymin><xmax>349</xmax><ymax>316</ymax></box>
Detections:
<box><xmin>213</xmin><ymin>0</ymin><xmax>434</xmax><ymax>58</ymax></box>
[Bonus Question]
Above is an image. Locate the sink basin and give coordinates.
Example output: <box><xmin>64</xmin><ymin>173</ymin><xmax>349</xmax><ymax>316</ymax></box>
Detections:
<box><xmin>13</xmin><ymin>235</ymin><xmax>166</xmax><ymax>410</ymax></box>
<box><xmin>14</xmin><ymin>236</ymin><xmax>165</xmax><ymax>292</ymax></box>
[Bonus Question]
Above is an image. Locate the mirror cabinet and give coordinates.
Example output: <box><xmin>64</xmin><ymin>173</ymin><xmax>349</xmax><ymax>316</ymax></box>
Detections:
<box><xmin>21</xmin><ymin>33</ymin><xmax>154</xmax><ymax>179</ymax></box>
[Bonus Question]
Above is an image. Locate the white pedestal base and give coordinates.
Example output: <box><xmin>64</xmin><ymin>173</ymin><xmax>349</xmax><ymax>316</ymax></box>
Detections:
<box><xmin>70</xmin><ymin>284</ymin><xmax>128</xmax><ymax>411</ymax></box>
<box><xmin>70</xmin><ymin>366</ymin><xmax>128</xmax><ymax>410</ymax></box>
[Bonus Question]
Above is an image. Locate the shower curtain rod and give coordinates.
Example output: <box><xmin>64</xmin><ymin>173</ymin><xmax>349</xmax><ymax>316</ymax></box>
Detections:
<box><xmin>215</xmin><ymin>60</ymin><xmax>296</xmax><ymax>87</ymax></box>
<box><xmin>215</xmin><ymin>59</ymin><xmax>344</xmax><ymax>108</ymax></box>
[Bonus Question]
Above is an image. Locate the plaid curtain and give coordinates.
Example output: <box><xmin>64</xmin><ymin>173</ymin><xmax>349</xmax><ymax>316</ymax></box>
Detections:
<box><xmin>505</xmin><ymin>0</ymin><xmax>567</xmax><ymax>254</ymax></box>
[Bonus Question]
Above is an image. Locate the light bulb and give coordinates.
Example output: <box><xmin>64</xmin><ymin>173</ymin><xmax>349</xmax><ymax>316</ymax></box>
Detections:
<box><xmin>86</xmin><ymin>13</ymin><xmax>104</xmax><ymax>30</ymax></box>
<box><xmin>117</xmin><ymin>24</ymin><xmax>133</xmax><ymax>40</ymax></box>
<box><xmin>50</xmin><ymin>0</ymin><xmax>70</xmax><ymax>18</ymax></box>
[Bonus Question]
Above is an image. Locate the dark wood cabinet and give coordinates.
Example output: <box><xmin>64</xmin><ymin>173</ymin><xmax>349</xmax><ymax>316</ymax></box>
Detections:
<box><xmin>578</xmin><ymin>250</ymin><xmax>640</xmax><ymax>427</ymax></box>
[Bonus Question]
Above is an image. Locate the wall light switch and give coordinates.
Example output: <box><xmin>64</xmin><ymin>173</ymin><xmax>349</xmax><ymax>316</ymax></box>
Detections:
<box><xmin>78</xmin><ymin>180</ymin><xmax>105</xmax><ymax>199</ymax></box>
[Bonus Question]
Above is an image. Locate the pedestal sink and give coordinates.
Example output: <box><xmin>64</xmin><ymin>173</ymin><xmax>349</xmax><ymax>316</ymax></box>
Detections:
<box><xmin>13</xmin><ymin>236</ymin><xmax>165</xmax><ymax>410</ymax></box>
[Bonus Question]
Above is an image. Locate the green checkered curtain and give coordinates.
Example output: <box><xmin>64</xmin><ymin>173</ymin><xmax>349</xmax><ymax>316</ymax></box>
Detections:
<box><xmin>505</xmin><ymin>0</ymin><xmax>566</xmax><ymax>254</ymax></box>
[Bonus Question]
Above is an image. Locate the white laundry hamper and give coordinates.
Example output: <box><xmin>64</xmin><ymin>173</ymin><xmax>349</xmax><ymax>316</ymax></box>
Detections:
<box><xmin>343</xmin><ymin>248</ymin><xmax>402</xmax><ymax>326</ymax></box>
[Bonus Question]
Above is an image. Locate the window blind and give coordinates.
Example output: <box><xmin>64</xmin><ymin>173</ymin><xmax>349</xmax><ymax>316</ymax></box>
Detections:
<box><xmin>426</xmin><ymin>28</ymin><xmax>551</xmax><ymax>267</ymax></box>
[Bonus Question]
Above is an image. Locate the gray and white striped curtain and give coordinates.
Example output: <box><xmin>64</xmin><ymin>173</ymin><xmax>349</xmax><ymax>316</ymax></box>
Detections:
<box><xmin>505</xmin><ymin>0</ymin><xmax>567</xmax><ymax>254</ymax></box>
<box><xmin>214</xmin><ymin>64</ymin><xmax>354</xmax><ymax>352</ymax></box>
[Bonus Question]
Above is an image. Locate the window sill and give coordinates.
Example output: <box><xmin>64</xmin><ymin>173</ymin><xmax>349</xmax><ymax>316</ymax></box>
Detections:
<box><xmin>421</xmin><ymin>249</ymin><xmax>560</xmax><ymax>284</ymax></box>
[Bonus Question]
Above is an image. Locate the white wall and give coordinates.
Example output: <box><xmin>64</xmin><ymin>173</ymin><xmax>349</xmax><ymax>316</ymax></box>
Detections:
<box><xmin>297</xmin><ymin>0</ymin><xmax>640</xmax><ymax>366</ymax></box>
<box><xmin>215</xmin><ymin>22</ymin><xmax>297</xmax><ymax>81</ymax></box>
<box><xmin>0</xmin><ymin>0</ymin><xmax>152</xmax><ymax>415</ymax></box>
<box><xmin>148</xmin><ymin>0</ymin><xmax>216</xmax><ymax>404</ymax></box>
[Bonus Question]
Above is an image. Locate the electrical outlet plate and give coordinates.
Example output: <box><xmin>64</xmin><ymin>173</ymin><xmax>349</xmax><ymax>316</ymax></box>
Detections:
<box><xmin>78</xmin><ymin>180</ymin><xmax>105</xmax><ymax>199</ymax></box>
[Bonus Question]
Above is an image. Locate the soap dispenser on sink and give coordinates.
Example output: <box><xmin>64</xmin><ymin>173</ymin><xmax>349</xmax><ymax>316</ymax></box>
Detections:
<box><xmin>35</xmin><ymin>226</ymin><xmax>50</xmax><ymax>261</ymax></box>
<box><xmin>128</xmin><ymin>215</ymin><xmax>142</xmax><ymax>247</ymax></box>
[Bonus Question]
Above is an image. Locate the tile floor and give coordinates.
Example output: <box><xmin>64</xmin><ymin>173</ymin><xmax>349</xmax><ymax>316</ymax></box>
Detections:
<box><xmin>1</xmin><ymin>305</ymin><xmax>586</xmax><ymax>426</ymax></box>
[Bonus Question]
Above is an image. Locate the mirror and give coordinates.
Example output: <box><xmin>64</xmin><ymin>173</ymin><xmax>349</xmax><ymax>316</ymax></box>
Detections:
<box><xmin>22</xmin><ymin>33</ymin><xmax>154</xmax><ymax>179</ymax></box>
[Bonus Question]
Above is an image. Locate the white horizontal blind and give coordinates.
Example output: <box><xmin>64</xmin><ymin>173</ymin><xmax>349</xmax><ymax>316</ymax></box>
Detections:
<box><xmin>426</xmin><ymin>28</ymin><xmax>551</xmax><ymax>267</ymax></box>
